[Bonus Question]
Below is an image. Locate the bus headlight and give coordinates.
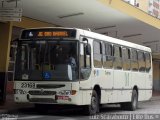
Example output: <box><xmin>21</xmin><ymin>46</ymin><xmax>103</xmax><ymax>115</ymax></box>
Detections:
<box><xmin>58</xmin><ymin>90</ymin><xmax>76</xmax><ymax>95</ymax></box>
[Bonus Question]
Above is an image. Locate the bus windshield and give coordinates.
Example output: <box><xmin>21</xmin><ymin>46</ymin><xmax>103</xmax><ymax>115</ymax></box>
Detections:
<box><xmin>15</xmin><ymin>40</ymin><xmax>79</xmax><ymax>81</ymax></box>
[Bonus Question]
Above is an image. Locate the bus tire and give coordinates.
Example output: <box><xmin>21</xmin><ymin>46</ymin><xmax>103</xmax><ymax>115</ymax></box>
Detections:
<box><xmin>128</xmin><ymin>89</ymin><xmax>138</xmax><ymax>111</ymax></box>
<box><xmin>120</xmin><ymin>89</ymin><xmax>138</xmax><ymax>111</ymax></box>
<box><xmin>84</xmin><ymin>90</ymin><xmax>99</xmax><ymax>115</ymax></box>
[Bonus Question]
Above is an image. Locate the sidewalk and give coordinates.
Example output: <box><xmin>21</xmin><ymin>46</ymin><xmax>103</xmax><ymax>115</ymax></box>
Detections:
<box><xmin>151</xmin><ymin>91</ymin><xmax>160</xmax><ymax>101</ymax></box>
<box><xmin>0</xmin><ymin>94</ymin><xmax>32</xmax><ymax>114</ymax></box>
<box><xmin>0</xmin><ymin>94</ymin><xmax>16</xmax><ymax>114</ymax></box>
<box><xmin>152</xmin><ymin>91</ymin><xmax>160</xmax><ymax>96</ymax></box>
<box><xmin>0</xmin><ymin>92</ymin><xmax>160</xmax><ymax>114</ymax></box>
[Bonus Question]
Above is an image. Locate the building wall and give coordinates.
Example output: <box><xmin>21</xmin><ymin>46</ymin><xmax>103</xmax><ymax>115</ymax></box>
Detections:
<box><xmin>137</xmin><ymin>0</ymin><xmax>149</xmax><ymax>12</ymax></box>
<box><xmin>153</xmin><ymin>61</ymin><xmax>160</xmax><ymax>91</ymax></box>
<box><xmin>148</xmin><ymin>0</ymin><xmax>160</xmax><ymax>18</ymax></box>
<box><xmin>124</xmin><ymin>0</ymin><xmax>160</xmax><ymax>18</ymax></box>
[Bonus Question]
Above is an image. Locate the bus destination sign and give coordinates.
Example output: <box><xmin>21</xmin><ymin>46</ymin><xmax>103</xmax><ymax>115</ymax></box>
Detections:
<box><xmin>21</xmin><ymin>28</ymin><xmax>76</xmax><ymax>39</ymax></box>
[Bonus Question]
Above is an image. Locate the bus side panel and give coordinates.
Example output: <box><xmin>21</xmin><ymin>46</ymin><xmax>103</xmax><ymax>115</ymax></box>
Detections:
<box><xmin>113</xmin><ymin>70</ymin><xmax>129</xmax><ymax>102</ymax></box>
<box><xmin>101</xmin><ymin>90</ymin><xmax>113</xmax><ymax>104</ymax></box>
<box><xmin>131</xmin><ymin>72</ymin><xmax>146</xmax><ymax>101</ymax></box>
<box><xmin>100</xmin><ymin>69</ymin><xmax>114</xmax><ymax>104</ymax></box>
<box><xmin>145</xmin><ymin>56</ymin><xmax>152</xmax><ymax>100</ymax></box>
<box><xmin>122</xmin><ymin>71</ymin><xmax>132</xmax><ymax>102</ymax></box>
<box><xmin>79</xmin><ymin>79</ymin><xmax>92</xmax><ymax>105</ymax></box>
<box><xmin>145</xmin><ymin>70</ymin><xmax>152</xmax><ymax>100</ymax></box>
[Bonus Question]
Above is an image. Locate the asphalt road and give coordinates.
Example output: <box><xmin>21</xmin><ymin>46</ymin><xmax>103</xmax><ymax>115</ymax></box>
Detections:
<box><xmin>1</xmin><ymin>99</ymin><xmax>160</xmax><ymax>120</ymax></box>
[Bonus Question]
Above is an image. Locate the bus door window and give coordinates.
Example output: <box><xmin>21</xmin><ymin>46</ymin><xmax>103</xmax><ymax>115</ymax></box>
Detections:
<box><xmin>80</xmin><ymin>42</ymin><xmax>91</xmax><ymax>80</ymax></box>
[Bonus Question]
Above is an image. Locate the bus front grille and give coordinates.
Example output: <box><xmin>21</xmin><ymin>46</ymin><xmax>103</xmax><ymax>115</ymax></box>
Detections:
<box><xmin>29</xmin><ymin>98</ymin><xmax>57</xmax><ymax>103</ymax></box>
<box><xmin>29</xmin><ymin>90</ymin><xmax>56</xmax><ymax>95</ymax></box>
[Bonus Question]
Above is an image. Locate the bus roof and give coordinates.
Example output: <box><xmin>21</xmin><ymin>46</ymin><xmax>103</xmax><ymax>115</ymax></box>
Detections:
<box><xmin>77</xmin><ymin>28</ymin><xmax>151</xmax><ymax>52</ymax></box>
<box><xmin>21</xmin><ymin>27</ymin><xmax>151</xmax><ymax>52</ymax></box>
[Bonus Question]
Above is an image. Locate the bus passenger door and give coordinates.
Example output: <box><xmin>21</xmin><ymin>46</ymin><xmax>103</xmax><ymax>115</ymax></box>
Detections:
<box><xmin>79</xmin><ymin>38</ymin><xmax>92</xmax><ymax>105</ymax></box>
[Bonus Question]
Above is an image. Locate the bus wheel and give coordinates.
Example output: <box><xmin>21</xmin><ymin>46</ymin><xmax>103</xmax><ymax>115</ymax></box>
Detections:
<box><xmin>84</xmin><ymin>90</ymin><xmax>99</xmax><ymax>115</ymax></box>
<box><xmin>129</xmin><ymin>89</ymin><xmax>138</xmax><ymax>111</ymax></box>
<box><xmin>121</xmin><ymin>90</ymin><xmax>138</xmax><ymax>111</ymax></box>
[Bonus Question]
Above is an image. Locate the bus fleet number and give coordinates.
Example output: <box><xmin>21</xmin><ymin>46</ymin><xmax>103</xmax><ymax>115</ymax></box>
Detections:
<box><xmin>21</xmin><ymin>82</ymin><xmax>35</xmax><ymax>88</ymax></box>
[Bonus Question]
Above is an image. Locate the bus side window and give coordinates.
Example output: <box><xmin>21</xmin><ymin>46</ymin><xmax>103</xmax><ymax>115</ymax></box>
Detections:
<box><xmin>103</xmin><ymin>43</ymin><xmax>113</xmax><ymax>69</ymax></box>
<box><xmin>113</xmin><ymin>45</ymin><xmax>122</xmax><ymax>69</ymax></box>
<box><xmin>145</xmin><ymin>52</ymin><xmax>151</xmax><ymax>72</ymax></box>
<box><xmin>122</xmin><ymin>47</ymin><xmax>131</xmax><ymax>70</ymax></box>
<box><xmin>93</xmin><ymin>40</ymin><xmax>102</xmax><ymax>68</ymax></box>
<box><xmin>131</xmin><ymin>49</ymin><xmax>138</xmax><ymax>71</ymax></box>
<box><xmin>138</xmin><ymin>51</ymin><xmax>146</xmax><ymax>72</ymax></box>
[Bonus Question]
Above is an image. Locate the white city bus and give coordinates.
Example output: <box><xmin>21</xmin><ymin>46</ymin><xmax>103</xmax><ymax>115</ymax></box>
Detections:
<box><xmin>14</xmin><ymin>27</ymin><xmax>152</xmax><ymax>115</ymax></box>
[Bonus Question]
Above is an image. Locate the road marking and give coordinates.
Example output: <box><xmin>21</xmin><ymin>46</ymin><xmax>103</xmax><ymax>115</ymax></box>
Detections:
<box><xmin>17</xmin><ymin>116</ymin><xmax>43</xmax><ymax>119</ymax></box>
